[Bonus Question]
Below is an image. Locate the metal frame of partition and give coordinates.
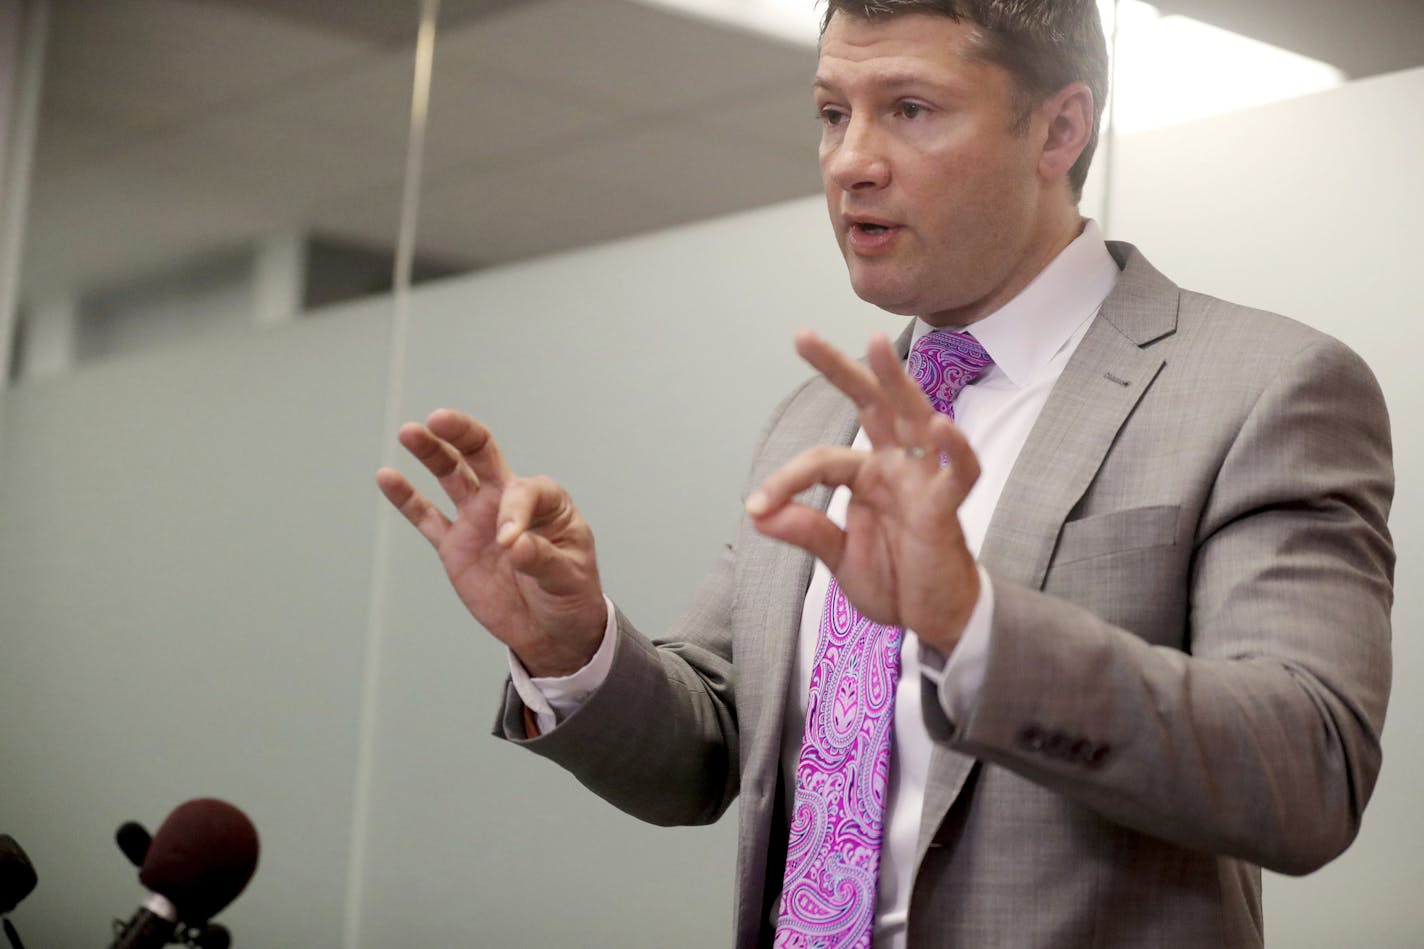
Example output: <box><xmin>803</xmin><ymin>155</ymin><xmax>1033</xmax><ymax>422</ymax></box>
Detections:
<box><xmin>0</xmin><ymin>0</ymin><xmax>47</xmax><ymax>390</ymax></box>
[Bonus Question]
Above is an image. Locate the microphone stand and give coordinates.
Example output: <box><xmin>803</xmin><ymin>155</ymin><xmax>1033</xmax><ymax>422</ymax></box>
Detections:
<box><xmin>3</xmin><ymin>917</ymin><xmax>26</xmax><ymax>949</ymax></box>
<box><xmin>177</xmin><ymin>922</ymin><xmax>231</xmax><ymax>949</ymax></box>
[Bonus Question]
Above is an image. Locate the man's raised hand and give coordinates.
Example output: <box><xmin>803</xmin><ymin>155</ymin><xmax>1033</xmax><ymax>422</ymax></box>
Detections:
<box><xmin>376</xmin><ymin>409</ymin><xmax>606</xmax><ymax>677</ymax></box>
<box><xmin>745</xmin><ymin>331</ymin><xmax>982</xmax><ymax>654</ymax></box>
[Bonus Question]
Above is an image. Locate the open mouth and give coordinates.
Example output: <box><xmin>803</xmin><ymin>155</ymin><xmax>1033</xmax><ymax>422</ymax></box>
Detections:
<box><xmin>849</xmin><ymin>221</ymin><xmax>901</xmax><ymax>241</ymax></box>
<box><xmin>845</xmin><ymin>217</ymin><xmax>900</xmax><ymax>248</ymax></box>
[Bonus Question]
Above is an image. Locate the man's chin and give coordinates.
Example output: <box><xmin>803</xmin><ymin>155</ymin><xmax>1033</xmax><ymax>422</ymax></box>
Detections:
<box><xmin>848</xmin><ymin>278</ymin><xmax>920</xmax><ymax>317</ymax></box>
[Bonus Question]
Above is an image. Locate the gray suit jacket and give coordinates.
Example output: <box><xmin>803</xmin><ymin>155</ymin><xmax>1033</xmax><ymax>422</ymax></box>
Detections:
<box><xmin>500</xmin><ymin>244</ymin><xmax>1394</xmax><ymax>947</ymax></box>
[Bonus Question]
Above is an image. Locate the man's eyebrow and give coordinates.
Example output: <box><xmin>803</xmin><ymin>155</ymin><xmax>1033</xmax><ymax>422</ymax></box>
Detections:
<box><xmin>813</xmin><ymin>72</ymin><xmax>955</xmax><ymax>94</ymax></box>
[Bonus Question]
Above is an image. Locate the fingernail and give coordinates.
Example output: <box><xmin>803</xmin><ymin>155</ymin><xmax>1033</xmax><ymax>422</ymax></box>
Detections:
<box><xmin>745</xmin><ymin>491</ymin><xmax>769</xmax><ymax>516</ymax></box>
<box><xmin>496</xmin><ymin>522</ymin><xmax>517</xmax><ymax>544</ymax></box>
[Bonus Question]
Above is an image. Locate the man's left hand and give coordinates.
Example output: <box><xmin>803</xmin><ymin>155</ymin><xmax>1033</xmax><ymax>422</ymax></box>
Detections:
<box><xmin>746</xmin><ymin>330</ymin><xmax>982</xmax><ymax>654</ymax></box>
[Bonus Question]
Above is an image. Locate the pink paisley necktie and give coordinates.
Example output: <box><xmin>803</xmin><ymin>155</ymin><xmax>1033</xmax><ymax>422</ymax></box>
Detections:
<box><xmin>774</xmin><ymin>330</ymin><xmax>992</xmax><ymax>948</ymax></box>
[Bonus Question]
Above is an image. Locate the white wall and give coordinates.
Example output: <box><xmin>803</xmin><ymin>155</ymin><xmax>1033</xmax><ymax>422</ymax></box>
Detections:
<box><xmin>0</xmin><ymin>64</ymin><xmax>1419</xmax><ymax>947</ymax></box>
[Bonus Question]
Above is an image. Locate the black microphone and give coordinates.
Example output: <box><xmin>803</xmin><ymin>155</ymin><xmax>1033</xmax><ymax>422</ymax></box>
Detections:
<box><xmin>109</xmin><ymin>800</ymin><xmax>259</xmax><ymax>949</ymax></box>
<box><xmin>115</xmin><ymin>822</ymin><xmax>151</xmax><ymax>869</ymax></box>
<box><xmin>0</xmin><ymin>834</ymin><xmax>37</xmax><ymax>949</ymax></box>
<box><xmin>0</xmin><ymin>835</ymin><xmax>36</xmax><ymax>915</ymax></box>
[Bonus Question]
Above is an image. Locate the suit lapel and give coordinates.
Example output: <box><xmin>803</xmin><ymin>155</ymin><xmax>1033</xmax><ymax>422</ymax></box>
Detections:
<box><xmin>980</xmin><ymin>243</ymin><xmax>1178</xmax><ymax>586</ymax></box>
<box><xmin>733</xmin><ymin>376</ymin><xmax>865</xmax><ymax>948</ymax></box>
<box><xmin>918</xmin><ymin>244</ymin><xmax>1180</xmax><ymax>855</ymax></box>
<box><xmin>980</xmin><ymin>332</ymin><xmax>1167</xmax><ymax>586</ymax></box>
<box><xmin>739</xmin><ymin>378</ymin><xmax>861</xmax><ymax>798</ymax></box>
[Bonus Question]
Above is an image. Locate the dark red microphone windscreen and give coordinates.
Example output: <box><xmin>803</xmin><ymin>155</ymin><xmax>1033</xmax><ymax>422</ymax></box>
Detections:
<box><xmin>138</xmin><ymin>799</ymin><xmax>259</xmax><ymax>922</ymax></box>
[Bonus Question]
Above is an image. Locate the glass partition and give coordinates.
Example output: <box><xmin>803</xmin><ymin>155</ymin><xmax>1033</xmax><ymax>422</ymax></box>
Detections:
<box><xmin>7</xmin><ymin>0</ymin><xmax>436</xmax><ymax>379</ymax></box>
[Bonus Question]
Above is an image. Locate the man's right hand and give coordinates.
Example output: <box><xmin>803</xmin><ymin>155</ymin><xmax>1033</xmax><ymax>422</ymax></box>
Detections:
<box><xmin>376</xmin><ymin>409</ymin><xmax>607</xmax><ymax>678</ymax></box>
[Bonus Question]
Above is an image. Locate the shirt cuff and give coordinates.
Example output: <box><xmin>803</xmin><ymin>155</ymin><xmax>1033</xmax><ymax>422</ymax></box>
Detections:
<box><xmin>918</xmin><ymin>565</ymin><xmax>994</xmax><ymax>725</ymax></box>
<box><xmin>506</xmin><ymin>595</ymin><xmax>618</xmax><ymax>735</ymax></box>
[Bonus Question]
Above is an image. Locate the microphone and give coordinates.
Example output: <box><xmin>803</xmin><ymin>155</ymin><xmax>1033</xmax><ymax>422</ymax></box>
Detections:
<box><xmin>109</xmin><ymin>800</ymin><xmax>259</xmax><ymax>949</ymax></box>
<box><xmin>0</xmin><ymin>835</ymin><xmax>36</xmax><ymax>915</ymax></box>
<box><xmin>1</xmin><ymin>834</ymin><xmax>37</xmax><ymax>949</ymax></box>
<box><xmin>114</xmin><ymin>821</ymin><xmax>230</xmax><ymax>949</ymax></box>
<box><xmin>115</xmin><ymin>822</ymin><xmax>151</xmax><ymax>868</ymax></box>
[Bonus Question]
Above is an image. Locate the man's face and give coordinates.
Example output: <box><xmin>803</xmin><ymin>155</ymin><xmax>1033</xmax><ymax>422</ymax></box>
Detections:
<box><xmin>816</xmin><ymin>12</ymin><xmax>1061</xmax><ymax>327</ymax></box>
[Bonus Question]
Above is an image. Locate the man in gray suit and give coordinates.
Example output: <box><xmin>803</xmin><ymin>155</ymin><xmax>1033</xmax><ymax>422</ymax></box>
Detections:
<box><xmin>377</xmin><ymin>1</ymin><xmax>1393</xmax><ymax>945</ymax></box>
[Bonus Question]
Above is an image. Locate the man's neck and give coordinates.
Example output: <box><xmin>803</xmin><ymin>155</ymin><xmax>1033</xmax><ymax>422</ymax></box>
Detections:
<box><xmin>921</xmin><ymin>212</ymin><xmax>1087</xmax><ymax>329</ymax></box>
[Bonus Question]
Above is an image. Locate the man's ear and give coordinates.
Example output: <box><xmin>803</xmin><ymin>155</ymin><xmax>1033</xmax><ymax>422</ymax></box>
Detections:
<box><xmin>1037</xmin><ymin>81</ymin><xmax>1094</xmax><ymax>183</ymax></box>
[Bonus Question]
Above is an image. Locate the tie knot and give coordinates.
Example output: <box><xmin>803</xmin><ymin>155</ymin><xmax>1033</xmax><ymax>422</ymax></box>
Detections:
<box><xmin>908</xmin><ymin>330</ymin><xmax>993</xmax><ymax>417</ymax></box>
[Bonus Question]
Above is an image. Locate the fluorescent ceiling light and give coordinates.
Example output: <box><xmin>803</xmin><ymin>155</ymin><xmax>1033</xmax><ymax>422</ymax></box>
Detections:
<box><xmin>1102</xmin><ymin>0</ymin><xmax>1344</xmax><ymax>134</ymax></box>
<box><xmin>633</xmin><ymin>0</ymin><xmax>1344</xmax><ymax>135</ymax></box>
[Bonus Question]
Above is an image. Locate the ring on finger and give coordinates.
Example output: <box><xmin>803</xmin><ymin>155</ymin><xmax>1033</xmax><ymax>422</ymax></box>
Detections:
<box><xmin>906</xmin><ymin>444</ymin><xmax>954</xmax><ymax>470</ymax></box>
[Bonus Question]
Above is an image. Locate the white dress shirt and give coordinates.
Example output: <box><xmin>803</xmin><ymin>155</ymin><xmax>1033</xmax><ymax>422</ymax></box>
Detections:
<box><xmin>511</xmin><ymin>220</ymin><xmax>1120</xmax><ymax>947</ymax></box>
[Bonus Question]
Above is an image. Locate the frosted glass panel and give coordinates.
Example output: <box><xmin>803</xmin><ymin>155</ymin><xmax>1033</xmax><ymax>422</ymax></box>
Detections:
<box><xmin>0</xmin><ymin>304</ymin><xmax>391</xmax><ymax>945</ymax></box>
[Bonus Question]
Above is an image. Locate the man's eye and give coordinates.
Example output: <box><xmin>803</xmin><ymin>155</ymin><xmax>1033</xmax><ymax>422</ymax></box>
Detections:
<box><xmin>898</xmin><ymin>101</ymin><xmax>925</xmax><ymax>119</ymax></box>
<box><xmin>818</xmin><ymin>107</ymin><xmax>848</xmax><ymax>127</ymax></box>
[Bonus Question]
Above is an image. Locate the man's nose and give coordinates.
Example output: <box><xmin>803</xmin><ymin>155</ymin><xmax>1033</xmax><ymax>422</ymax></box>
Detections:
<box><xmin>824</xmin><ymin>118</ymin><xmax>890</xmax><ymax>191</ymax></box>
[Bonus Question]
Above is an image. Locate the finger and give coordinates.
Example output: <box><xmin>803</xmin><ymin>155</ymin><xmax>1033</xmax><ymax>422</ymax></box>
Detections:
<box><xmin>927</xmin><ymin>413</ymin><xmax>981</xmax><ymax>500</ymax></box>
<box><xmin>794</xmin><ymin>330</ymin><xmax>896</xmax><ymax>446</ymax></box>
<box><xmin>376</xmin><ymin>467</ymin><xmax>452</xmax><ymax>547</ymax></box>
<box><xmin>426</xmin><ymin>409</ymin><xmax>515</xmax><ymax>489</ymax></box>
<box><xmin>497</xmin><ymin>477</ymin><xmax>598</xmax><ymax>595</ymax></box>
<box><xmin>746</xmin><ymin>445</ymin><xmax>866</xmax><ymax>516</ymax></box>
<box><xmin>866</xmin><ymin>333</ymin><xmax>936</xmax><ymax>439</ymax></box>
<box><xmin>396</xmin><ymin>422</ymin><xmax>481</xmax><ymax>507</ymax></box>
<box><xmin>747</xmin><ymin>502</ymin><xmax>847</xmax><ymax>572</ymax></box>
<box><xmin>505</xmin><ymin>529</ymin><xmax>588</xmax><ymax>593</ymax></box>
<box><xmin>495</xmin><ymin>475</ymin><xmax>572</xmax><ymax>547</ymax></box>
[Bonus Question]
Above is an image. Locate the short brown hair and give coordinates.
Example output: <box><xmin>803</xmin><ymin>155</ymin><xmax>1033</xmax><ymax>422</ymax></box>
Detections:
<box><xmin>821</xmin><ymin>0</ymin><xmax>1109</xmax><ymax>197</ymax></box>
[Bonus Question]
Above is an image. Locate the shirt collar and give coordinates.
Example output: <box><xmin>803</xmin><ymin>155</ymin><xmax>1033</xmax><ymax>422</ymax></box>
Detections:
<box><xmin>912</xmin><ymin>219</ymin><xmax>1120</xmax><ymax>388</ymax></box>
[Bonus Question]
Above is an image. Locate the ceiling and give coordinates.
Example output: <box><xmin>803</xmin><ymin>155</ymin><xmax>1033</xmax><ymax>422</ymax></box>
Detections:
<box><xmin>17</xmin><ymin>0</ymin><xmax>1424</xmax><ymax>303</ymax></box>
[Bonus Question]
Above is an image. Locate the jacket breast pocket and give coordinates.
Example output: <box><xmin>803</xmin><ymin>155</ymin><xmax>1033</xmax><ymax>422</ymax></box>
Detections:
<box><xmin>1052</xmin><ymin>504</ymin><xmax>1180</xmax><ymax>566</ymax></box>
